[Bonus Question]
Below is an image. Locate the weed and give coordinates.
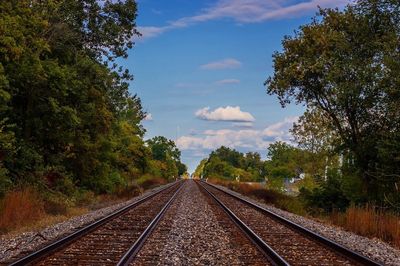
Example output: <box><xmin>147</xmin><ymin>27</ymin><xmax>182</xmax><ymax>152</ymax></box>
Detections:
<box><xmin>0</xmin><ymin>187</ymin><xmax>45</xmax><ymax>232</ymax></box>
<box><xmin>330</xmin><ymin>205</ymin><xmax>400</xmax><ymax>248</ymax></box>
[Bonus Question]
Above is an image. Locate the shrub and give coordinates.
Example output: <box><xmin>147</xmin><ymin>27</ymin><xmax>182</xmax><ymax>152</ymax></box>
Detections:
<box><xmin>75</xmin><ymin>190</ymin><xmax>97</xmax><ymax>206</ymax></box>
<box><xmin>53</xmin><ymin>176</ymin><xmax>77</xmax><ymax>196</ymax></box>
<box><xmin>210</xmin><ymin>179</ymin><xmax>307</xmax><ymax>216</ymax></box>
<box><xmin>43</xmin><ymin>198</ymin><xmax>68</xmax><ymax>215</ymax></box>
<box><xmin>276</xmin><ymin>198</ymin><xmax>306</xmax><ymax>216</ymax></box>
<box><xmin>140</xmin><ymin>177</ymin><xmax>167</xmax><ymax>190</ymax></box>
<box><xmin>114</xmin><ymin>183</ymin><xmax>142</xmax><ymax>198</ymax></box>
<box><xmin>300</xmin><ymin>175</ymin><xmax>350</xmax><ymax>214</ymax></box>
<box><xmin>0</xmin><ymin>169</ymin><xmax>12</xmax><ymax>197</ymax></box>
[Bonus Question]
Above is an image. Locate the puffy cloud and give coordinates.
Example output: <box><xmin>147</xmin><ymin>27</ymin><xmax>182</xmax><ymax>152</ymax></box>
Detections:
<box><xmin>200</xmin><ymin>58</ymin><xmax>242</xmax><ymax>70</ymax></box>
<box><xmin>138</xmin><ymin>0</ymin><xmax>350</xmax><ymax>40</ymax></box>
<box><xmin>195</xmin><ymin>106</ymin><xmax>255</xmax><ymax>122</ymax></box>
<box><xmin>215</xmin><ymin>79</ymin><xmax>240</xmax><ymax>85</ymax></box>
<box><xmin>144</xmin><ymin>113</ymin><xmax>153</xmax><ymax>121</ymax></box>
<box><xmin>176</xmin><ymin>116</ymin><xmax>298</xmax><ymax>151</ymax></box>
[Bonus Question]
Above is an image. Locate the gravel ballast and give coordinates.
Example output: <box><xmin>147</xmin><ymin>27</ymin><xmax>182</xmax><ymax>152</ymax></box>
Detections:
<box><xmin>0</xmin><ymin>182</ymin><xmax>173</xmax><ymax>264</ymax></box>
<box><xmin>133</xmin><ymin>180</ymin><xmax>266</xmax><ymax>265</ymax></box>
<box><xmin>213</xmin><ymin>183</ymin><xmax>400</xmax><ymax>266</ymax></box>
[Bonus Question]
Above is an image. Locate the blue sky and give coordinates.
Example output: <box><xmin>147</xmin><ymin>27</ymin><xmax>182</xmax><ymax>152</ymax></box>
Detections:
<box><xmin>123</xmin><ymin>0</ymin><xmax>350</xmax><ymax>172</ymax></box>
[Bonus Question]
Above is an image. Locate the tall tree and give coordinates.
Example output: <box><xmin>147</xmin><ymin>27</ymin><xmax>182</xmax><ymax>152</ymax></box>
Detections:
<box><xmin>0</xmin><ymin>0</ymin><xmax>147</xmax><ymax>194</ymax></box>
<box><xmin>265</xmin><ymin>0</ymin><xmax>400</xmax><ymax>202</ymax></box>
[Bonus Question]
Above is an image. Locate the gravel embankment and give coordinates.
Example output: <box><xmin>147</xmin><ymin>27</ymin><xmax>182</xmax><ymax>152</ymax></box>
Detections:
<box><xmin>133</xmin><ymin>180</ymin><xmax>267</xmax><ymax>265</ymax></box>
<box><xmin>213</xmin><ymin>183</ymin><xmax>400</xmax><ymax>266</ymax></box>
<box><xmin>0</xmin><ymin>183</ymin><xmax>173</xmax><ymax>264</ymax></box>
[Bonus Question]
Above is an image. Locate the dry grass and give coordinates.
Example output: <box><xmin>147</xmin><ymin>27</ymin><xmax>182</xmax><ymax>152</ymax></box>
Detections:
<box><xmin>0</xmin><ymin>178</ymin><xmax>168</xmax><ymax>236</ymax></box>
<box><xmin>330</xmin><ymin>205</ymin><xmax>400</xmax><ymax>248</ymax></box>
<box><xmin>0</xmin><ymin>188</ymin><xmax>45</xmax><ymax>233</ymax></box>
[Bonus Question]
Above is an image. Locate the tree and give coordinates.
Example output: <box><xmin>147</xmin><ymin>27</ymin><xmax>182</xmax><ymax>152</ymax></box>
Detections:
<box><xmin>176</xmin><ymin>161</ymin><xmax>188</xmax><ymax>176</ymax></box>
<box><xmin>146</xmin><ymin>136</ymin><xmax>181</xmax><ymax>162</ymax></box>
<box><xmin>291</xmin><ymin>109</ymin><xmax>338</xmax><ymax>154</ymax></box>
<box><xmin>210</xmin><ymin>146</ymin><xmax>244</xmax><ymax>169</ymax></box>
<box><xmin>265</xmin><ymin>142</ymin><xmax>299</xmax><ymax>180</ymax></box>
<box><xmin>146</xmin><ymin>136</ymin><xmax>186</xmax><ymax>180</ymax></box>
<box><xmin>199</xmin><ymin>146</ymin><xmax>265</xmax><ymax>181</ymax></box>
<box><xmin>0</xmin><ymin>0</ymin><xmax>154</xmax><ymax>195</ymax></box>
<box><xmin>193</xmin><ymin>159</ymin><xmax>205</xmax><ymax>178</ymax></box>
<box><xmin>265</xmin><ymin>0</ymin><xmax>400</xmax><ymax>203</ymax></box>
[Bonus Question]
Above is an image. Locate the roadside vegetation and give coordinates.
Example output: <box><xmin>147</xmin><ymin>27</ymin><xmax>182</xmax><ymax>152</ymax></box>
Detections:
<box><xmin>0</xmin><ymin>1</ymin><xmax>186</xmax><ymax>233</ymax></box>
<box><xmin>196</xmin><ymin>0</ymin><xmax>400</xmax><ymax>248</ymax></box>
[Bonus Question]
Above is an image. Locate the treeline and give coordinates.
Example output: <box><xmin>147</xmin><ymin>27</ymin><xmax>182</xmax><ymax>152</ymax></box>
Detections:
<box><xmin>197</xmin><ymin>0</ymin><xmax>400</xmax><ymax>211</ymax></box>
<box><xmin>0</xmin><ymin>0</ymin><xmax>186</xmax><ymax>200</ymax></box>
<box><xmin>194</xmin><ymin>142</ymin><xmax>327</xmax><ymax>189</ymax></box>
<box><xmin>194</xmin><ymin>147</ymin><xmax>266</xmax><ymax>182</ymax></box>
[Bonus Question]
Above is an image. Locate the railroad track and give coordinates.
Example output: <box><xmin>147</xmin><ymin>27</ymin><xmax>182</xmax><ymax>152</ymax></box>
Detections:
<box><xmin>7</xmin><ymin>179</ymin><xmax>383</xmax><ymax>265</ymax></box>
<box><xmin>197</xmin><ymin>180</ymin><xmax>382</xmax><ymax>266</ymax></box>
<box><xmin>9</xmin><ymin>181</ymin><xmax>184</xmax><ymax>266</ymax></box>
<box><xmin>132</xmin><ymin>180</ymin><xmax>269</xmax><ymax>265</ymax></box>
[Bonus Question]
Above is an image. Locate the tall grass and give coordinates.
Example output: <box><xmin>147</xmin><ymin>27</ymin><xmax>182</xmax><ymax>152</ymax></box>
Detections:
<box><xmin>330</xmin><ymin>205</ymin><xmax>400</xmax><ymax>248</ymax></box>
<box><xmin>0</xmin><ymin>187</ymin><xmax>45</xmax><ymax>232</ymax></box>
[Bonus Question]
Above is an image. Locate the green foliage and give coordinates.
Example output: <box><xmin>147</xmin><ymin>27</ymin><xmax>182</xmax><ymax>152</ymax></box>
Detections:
<box><xmin>264</xmin><ymin>141</ymin><xmax>332</xmax><ymax>191</ymax></box>
<box><xmin>266</xmin><ymin>0</ymin><xmax>400</xmax><ymax>205</ymax></box>
<box><xmin>0</xmin><ymin>0</ymin><xmax>187</xmax><ymax>200</ymax></box>
<box><xmin>300</xmin><ymin>172</ymin><xmax>350</xmax><ymax>213</ymax></box>
<box><xmin>146</xmin><ymin>136</ymin><xmax>181</xmax><ymax>162</ymax></box>
<box><xmin>146</xmin><ymin>136</ymin><xmax>186</xmax><ymax>180</ymax></box>
<box><xmin>200</xmin><ymin>146</ymin><xmax>264</xmax><ymax>181</ymax></box>
<box><xmin>193</xmin><ymin>159</ymin><xmax>207</xmax><ymax>178</ymax></box>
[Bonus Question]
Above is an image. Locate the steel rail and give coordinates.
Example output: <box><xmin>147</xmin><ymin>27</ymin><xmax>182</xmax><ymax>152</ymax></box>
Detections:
<box><xmin>10</xmin><ymin>181</ymin><xmax>182</xmax><ymax>266</ymax></box>
<box><xmin>197</xmin><ymin>181</ymin><xmax>290</xmax><ymax>266</ymax></box>
<box><xmin>200</xmin><ymin>180</ymin><xmax>382</xmax><ymax>266</ymax></box>
<box><xmin>117</xmin><ymin>182</ymin><xmax>184</xmax><ymax>266</ymax></box>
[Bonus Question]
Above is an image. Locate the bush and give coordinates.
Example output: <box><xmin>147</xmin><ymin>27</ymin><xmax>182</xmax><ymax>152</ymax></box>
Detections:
<box><xmin>43</xmin><ymin>195</ymin><xmax>69</xmax><ymax>215</ymax></box>
<box><xmin>276</xmin><ymin>198</ymin><xmax>306</xmax><ymax>216</ymax></box>
<box><xmin>114</xmin><ymin>183</ymin><xmax>142</xmax><ymax>198</ymax></box>
<box><xmin>73</xmin><ymin>189</ymin><xmax>96</xmax><ymax>206</ymax></box>
<box><xmin>0</xmin><ymin>168</ymin><xmax>12</xmax><ymax>197</ymax></box>
<box><xmin>210</xmin><ymin>179</ymin><xmax>307</xmax><ymax>216</ymax></box>
<box><xmin>300</xmin><ymin>175</ymin><xmax>350</xmax><ymax>214</ymax></box>
<box><xmin>53</xmin><ymin>176</ymin><xmax>77</xmax><ymax>196</ymax></box>
<box><xmin>140</xmin><ymin>177</ymin><xmax>167</xmax><ymax>190</ymax></box>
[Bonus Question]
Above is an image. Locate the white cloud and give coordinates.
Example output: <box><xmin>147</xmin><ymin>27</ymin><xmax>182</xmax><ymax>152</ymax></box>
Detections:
<box><xmin>195</xmin><ymin>106</ymin><xmax>255</xmax><ymax>122</ymax></box>
<box><xmin>144</xmin><ymin>113</ymin><xmax>153</xmax><ymax>121</ymax></box>
<box><xmin>200</xmin><ymin>58</ymin><xmax>242</xmax><ymax>70</ymax></box>
<box><xmin>176</xmin><ymin>129</ymin><xmax>264</xmax><ymax>150</ymax></box>
<box><xmin>176</xmin><ymin>116</ymin><xmax>298</xmax><ymax>151</ymax></box>
<box><xmin>232</xmin><ymin>121</ymin><xmax>253</xmax><ymax>128</ymax></box>
<box><xmin>137</xmin><ymin>26</ymin><xmax>168</xmax><ymax>39</ymax></box>
<box><xmin>215</xmin><ymin>79</ymin><xmax>240</xmax><ymax>85</ymax></box>
<box><xmin>138</xmin><ymin>0</ymin><xmax>350</xmax><ymax>40</ymax></box>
